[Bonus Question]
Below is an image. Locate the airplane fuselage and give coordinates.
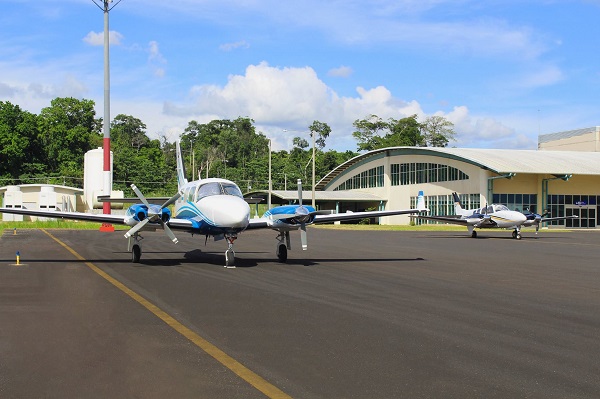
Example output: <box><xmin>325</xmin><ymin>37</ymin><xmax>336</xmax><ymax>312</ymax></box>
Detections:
<box><xmin>174</xmin><ymin>178</ymin><xmax>250</xmax><ymax>235</ymax></box>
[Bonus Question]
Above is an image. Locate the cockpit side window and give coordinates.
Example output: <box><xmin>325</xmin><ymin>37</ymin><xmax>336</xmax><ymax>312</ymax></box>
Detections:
<box><xmin>222</xmin><ymin>183</ymin><xmax>243</xmax><ymax>198</ymax></box>
<box><xmin>196</xmin><ymin>183</ymin><xmax>222</xmax><ymax>201</ymax></box>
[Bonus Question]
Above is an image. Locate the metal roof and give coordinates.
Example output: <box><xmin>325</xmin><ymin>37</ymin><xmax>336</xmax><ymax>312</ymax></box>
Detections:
<box><xmin>317</xmin><ymin>147</ymin><xmax>600</xmax><ymax>190</ymax></box>
<box><xmin>538</xmin><ymin>126</ymin><xmax>599</xmax><ymax>144</ymax></box>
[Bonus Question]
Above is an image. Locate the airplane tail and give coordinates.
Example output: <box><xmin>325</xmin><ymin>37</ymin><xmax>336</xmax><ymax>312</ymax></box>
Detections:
<box><xmin>416</xmin><ymin>191</ymin><xmax>427</xmax><ymax>211</ymax></box>
<box><xmin>453</xmin><ymin>192</ymin><xmax>468</xmax><ymax>216</ymax></box>
<box><xmin>176</xmin><ymin>141</ymin><xmax>188</xmax><ymax>190</ymax></box>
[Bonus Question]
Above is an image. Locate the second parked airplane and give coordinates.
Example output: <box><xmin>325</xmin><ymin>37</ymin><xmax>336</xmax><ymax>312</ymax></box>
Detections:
<box><xmin>411</xmin><ymin>192</ymin><xmax>577</xmax><ymax>239</ymax></box>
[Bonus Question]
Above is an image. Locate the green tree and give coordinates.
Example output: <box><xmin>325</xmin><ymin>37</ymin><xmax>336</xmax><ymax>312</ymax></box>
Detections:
<box><xmin>352</xmin><ymin>114</ymin><xmax>455</xmax><ymax>151</ymax></box>
<box><xmin>421</xmin><ymin>115</ymin><xmax>456</xmax><ymax>147</ymax></box>
<box><xmin>309</xmin><ymin>120</ymin><xmax>331</xmax><ymax>150</ymax></box>
<box><xmin>0</xmin><ymin>101</ymin><xmax>41</xmax><ymax>179</ymax></box>
<box><xmin>37</xmin><ymin>97</ymin><xmax>101</xmax><ymax>175</ymax></box>
<box><xmin>109</xmin><ymin>114</ymin><xmax>172</xmax><ymax>194</ymax></box>
<box><xmin>111</xmin><ymin>114</ymin><xmax>149</xmax><ymax>151</ymax></box>
<box><xmin>352</xmin><ymin>114</ymin><xmax>387</xmax><ymax>151</ymax></box>
<box><xmin>383</xmin><ymin>115</ymin><xmax>423</xmax><ymax>147</ymax></box>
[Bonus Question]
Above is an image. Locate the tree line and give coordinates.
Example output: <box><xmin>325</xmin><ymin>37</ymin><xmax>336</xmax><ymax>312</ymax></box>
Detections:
<box><xmin>0</xmin><ymin>98</ymin><xmax>455</xmax><ymax>196</ymax></box>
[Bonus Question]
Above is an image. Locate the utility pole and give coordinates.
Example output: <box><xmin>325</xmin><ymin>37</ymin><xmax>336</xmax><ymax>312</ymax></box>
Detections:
<box><xmin>268</xmin><ymin>139</ymin><xmax>272</xmax><ymax>209</ymax></box>
<box><xmin>311</xmin><ymin>129</ymin><xmax>316</xmax><ymax>208</ymax></box>
<box><xmin>92</xmin><ymin>0</ymin><xmax>122</xmax><ymax>231</ymax></box>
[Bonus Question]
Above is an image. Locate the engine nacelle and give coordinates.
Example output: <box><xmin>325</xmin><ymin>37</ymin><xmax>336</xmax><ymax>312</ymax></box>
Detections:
<box><xmin>126</xmin><ymin>204</ymin><xmax>171</xmax><ymax>224</ymax></box>
<box><xmin>127</xmin><ymin>204</ymin><xmax>148</xmax><ymax>222</ymax></box>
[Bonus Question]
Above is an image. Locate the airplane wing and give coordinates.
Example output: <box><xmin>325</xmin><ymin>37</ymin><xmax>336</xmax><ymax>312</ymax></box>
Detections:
<box><xmin>541</xmin><ymin>215</ymin><xmax>578</xmax><ymax>223</ymax></box>
<box><xmin>521</xmin><ymin>214</ymin><xmax>578</xmax><ymax>228</ymax></box>
<box><xmin>246</xmin><ymin>207</ymin><xmax>428</xmax><ymax>229</ymax></box>
<box><xmin>0</xmin><ymin>207</ymin><xmax>127</xmax><ymax>224</ymax></box>
<box><xmin>409</xmin><ymin>214</ymin><xmax>470</xmax><ymax>225</ymax></box>
<box><xmin>0</xmin><ymin>205</ymin><xmax>196</xmax><ymax>236</ymax></box>
<box><xmin>312</xmin><ymin>208</ymin><xmax>427</xmax><ymax>223</ymax></box>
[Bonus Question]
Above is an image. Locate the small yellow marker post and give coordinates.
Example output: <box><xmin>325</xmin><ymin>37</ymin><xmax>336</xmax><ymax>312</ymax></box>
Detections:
<box><xmin>16</xmin><ymin>251</ymin><xmax>21</xmax><ymax>266</ymax></box>
<box><xmin>13</xmin><ymin>228</ymin><xmax>16</xmax><ymax>235</ymax></box>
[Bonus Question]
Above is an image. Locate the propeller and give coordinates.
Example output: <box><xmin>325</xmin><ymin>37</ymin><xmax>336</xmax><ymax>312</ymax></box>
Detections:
<box><xmin>522</xmin><ymin>208</ymin><xmax>543</xmax><ymax>232</ymax></box>
<box><xmin>297</xmin><ymin>180</ymin><xmax>308</xmax><ymax>250</ymax></box>
<box><xmin>267</xmin><ymin>179</ymin><xmax>311</xmax><ymax>250</ymax></box>
<box><xmin>124</xmin><ymin>184</ymin><xmax>181</xmax><ymax>243</ymax></box>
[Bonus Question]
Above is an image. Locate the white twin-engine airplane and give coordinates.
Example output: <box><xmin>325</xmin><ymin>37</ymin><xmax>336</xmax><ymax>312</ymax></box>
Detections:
<box><xmin>412</xmin><ymin>192</ymin><xmax>577</xmax><ymax>239</ymax></box>
<box><xmin>0</xmin><ymin>142</ymin><xmax>428</xmax><ymax>267</ymax></box>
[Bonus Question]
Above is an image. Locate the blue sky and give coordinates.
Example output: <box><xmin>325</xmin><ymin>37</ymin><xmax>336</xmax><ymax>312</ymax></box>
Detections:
<box><xmin>1</xmin><ymin>0</ymin><xmax>599</xmax><ymax>151</ymax></box>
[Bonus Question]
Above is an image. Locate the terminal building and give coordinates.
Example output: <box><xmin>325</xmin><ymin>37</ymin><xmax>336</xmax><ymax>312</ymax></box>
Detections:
<box><xmin>257</xmin><ymin>126</ymin><xmax>600</xmax><ymax>229</ymax></box>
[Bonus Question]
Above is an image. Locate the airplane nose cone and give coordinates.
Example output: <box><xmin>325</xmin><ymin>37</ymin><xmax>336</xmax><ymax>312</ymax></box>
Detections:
<box><xmin>201</xmin><ymin>196</ymin><xmax>250</xmax><ymax>228</ymax></box>
<box><xmin>517</xmin><ymin>212</ymin><xmax>527</xmax><ymax>223</ymax></box>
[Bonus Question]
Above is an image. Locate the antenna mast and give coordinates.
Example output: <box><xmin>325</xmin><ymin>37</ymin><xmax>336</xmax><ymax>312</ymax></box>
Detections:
<box><xmin>91</xmin><ymin>0</ymin><xmax>122</xmax><ymax>230</ymax></box>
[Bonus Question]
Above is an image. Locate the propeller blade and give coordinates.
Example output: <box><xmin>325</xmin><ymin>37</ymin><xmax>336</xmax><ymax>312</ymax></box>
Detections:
<box><xmin>161</xmin><ymin>192</ymin><xmax>181</xmax><ymax>208</ymax></box>
<box><xmin>300</xmin><ymin>223</ymin><xmax>307</xmax><ymax>250</ymax></box>
<box><xmin>124</xmin><ymin>218</ymin><xmax>149</xmax><ymax>238</ymax></box>
<box><xmin>297</xmin><ymin>179</ymin><xmax>303</xmax><ymax>206</ymax></box>
<box><xmin>161</xmin><ymin>221</ymin><xmax>179</xmax><ymax>244</ymax></box>
<box><xmin>131</xmin><ymin>184</ymin><xmax>151</xmax><ymax>207</ymax></box>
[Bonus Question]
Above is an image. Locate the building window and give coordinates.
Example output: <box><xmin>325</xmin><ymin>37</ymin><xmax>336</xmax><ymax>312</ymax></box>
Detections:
<box><xmin>391</xmin><ymin>163</ymin><xmax>469</xmax><ymax>186</ymax></box>
<box><xmin>493</xmin><ymin>193</ymin><xmax>537</xmax><ymax>213</ymax></box>
<box><xmin>334</xmin><ymin>165</ymin><xmax>386</xmax><ymax>191</ymax></box>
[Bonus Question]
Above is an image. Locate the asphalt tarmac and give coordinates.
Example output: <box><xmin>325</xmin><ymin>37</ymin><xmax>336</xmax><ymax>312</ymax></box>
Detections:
<box><xmin>0</xmin><ymin>227</ymin><xmax>599</xmax><ymax>398</ymax></box>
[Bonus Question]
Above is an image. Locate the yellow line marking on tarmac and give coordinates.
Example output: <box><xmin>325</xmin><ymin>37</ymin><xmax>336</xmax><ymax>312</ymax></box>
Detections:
<box><xmin>41</xmin><ymin>229</ymin><xmax>293</xmax><ymax>399</ymax></box>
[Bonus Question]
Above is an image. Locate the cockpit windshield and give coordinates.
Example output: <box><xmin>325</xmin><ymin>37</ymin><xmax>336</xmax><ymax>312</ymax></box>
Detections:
<box><xmin>494</xmin><ymin>204</ymin><xmax>510</xmax><ymax>212</ymax></box>
<box><xmin>195</xmin><ymin>182</ymin><xmax>243</xmax><ymax>201</ymax></box>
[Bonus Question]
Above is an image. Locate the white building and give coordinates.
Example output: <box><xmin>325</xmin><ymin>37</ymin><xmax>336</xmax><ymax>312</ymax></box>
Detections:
<box><xmin>313</xmin><ymin>147</ymin><xmax>600</xmax><ymax>228</ymax></box>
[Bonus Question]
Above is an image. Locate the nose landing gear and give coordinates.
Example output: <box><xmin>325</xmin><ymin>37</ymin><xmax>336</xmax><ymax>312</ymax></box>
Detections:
<box><xmin>224</xmin><ymin>235</ymin><xmax>237</xmax><ymax>268</ymax></box>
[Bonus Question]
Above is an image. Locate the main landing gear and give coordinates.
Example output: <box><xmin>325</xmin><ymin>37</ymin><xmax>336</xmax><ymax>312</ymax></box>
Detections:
<box><xmin>276</xmin><ymin>231</ymin><xmax>291</xmax><ymax>263</ymax></box>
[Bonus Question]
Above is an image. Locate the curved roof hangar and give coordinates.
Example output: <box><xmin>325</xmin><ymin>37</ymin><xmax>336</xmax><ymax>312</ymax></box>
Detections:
<box><xmin>317</xmin><ymin>147</ymin><xmax>600</xmax><ymax>190</ymax></box>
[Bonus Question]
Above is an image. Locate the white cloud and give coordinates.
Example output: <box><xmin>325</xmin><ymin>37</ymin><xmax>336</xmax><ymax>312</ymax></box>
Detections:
<box><xmin>158</xmin><ymin>62</ymin><xmax>537</xmax><ymax>150</ymax></box>
<box><xmin>219</xmin><ymin>40</ymin><xmax>250</xmax><ymax>52</ymax></box>
<box><xmin>83</xmin><ymin>31</ymin><xmax>124</xmax><ymax>46</ymax></box>
<box><xmin>443</xmin><ymin>105</ymin><xmax>534</xmax><ymax>148</ymax></box>
<box><xmin>147</xmin><ymin>41</ymin><xmax>167</xmax><ymax>77</ymax></box>
<box><xmin>328</xmin><ymin>66</ymin><xmax>353</xmax><ymax>78</ymax></box>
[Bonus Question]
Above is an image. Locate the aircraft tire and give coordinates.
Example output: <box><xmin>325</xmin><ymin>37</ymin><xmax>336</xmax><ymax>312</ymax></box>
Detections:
<box><xmin>471</xmin><ymin>231</ymin><xmax>477</xmax><ymax>238</ymax></box>
<box><xmin>225</xmin><ymin>250</ymin><xmax>235</xmax><ymax>267</ymax></box>
<box><xmin>132</xmin><ymin>245</ymin><xmax>141</xmax><ymax>263</ymax></box>
<box><xmin>277</xmin><ymin>244</ymin><xmax>288</xmax><ymax>263</ymax></box>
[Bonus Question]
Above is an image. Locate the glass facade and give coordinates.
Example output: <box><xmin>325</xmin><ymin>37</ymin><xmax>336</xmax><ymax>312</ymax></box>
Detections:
<box><xmin>392</xmin><ymin>163</ymin><xmax>468</xmax><ymax>186</ymax></box>
<box><xmin>333</xmin><ymin>166</ymin><xmax>385</xmax><ymax>191</ymax></box>
<box><xmin>492</xmin><ymin>193</ymin><xmax>538</xmax><ymax>214</ymax></box>
<box><xmin>546</xmin><ymin>194</ymin><xmax>598</xmax><ymax>228</ymax></box>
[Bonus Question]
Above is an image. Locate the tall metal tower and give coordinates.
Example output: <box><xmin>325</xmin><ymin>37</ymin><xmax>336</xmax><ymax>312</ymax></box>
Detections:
<box><xmin>92</xmin><ymin>0</ymin><xmax>122</xmax><ymax>231</ymax></box>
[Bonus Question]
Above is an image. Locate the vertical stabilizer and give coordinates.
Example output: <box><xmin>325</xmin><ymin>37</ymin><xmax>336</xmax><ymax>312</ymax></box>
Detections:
<box><xmin>416</xmin><ymin>191</ymin><xmax>427</xmax><ymax>211</ymax></box>
<box><xmin>176</xmin><ymin>141</ymin><xmax>188</xmax><ymax>190</ymax></box>
<box><xmin>453</xmin><ymin>192</ymin><xmax>468</xmax><ymax>216</ymax></box>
